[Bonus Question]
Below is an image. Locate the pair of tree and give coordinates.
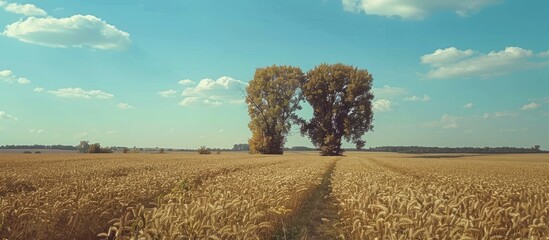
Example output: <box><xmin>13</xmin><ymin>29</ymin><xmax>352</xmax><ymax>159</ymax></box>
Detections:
<box><xmin>246</xmin><ymin>63</ymin><xmax>374</xmax><ymax>156</ymax></box>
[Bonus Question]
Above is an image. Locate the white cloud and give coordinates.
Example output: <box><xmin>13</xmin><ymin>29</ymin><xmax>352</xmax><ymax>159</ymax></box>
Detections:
<box><xmin>0</xmin><ymin>70</ymin><xmax>11</xmax><ymax>78</ymax></box>
<box><xmin>29</xmin><ymin>129</ymin><xmax>45</xmax><ymax>134</ymax></box>
<box><xmin>158</xmin><ymin>89</ymin><xmax>177</xmax><ymax>97</ymax></box>
<box><xmin>483</xmin><ymin>111</ymin><xmax>517</xmax><ymax>119</ymax></box>
<box><xmin>521</xmin><ymin>102</ymin><xmax>541</xmax><ymax>111</ymax></box>
<box><xmin>421</xmin><ymin>47</ymin><xmax>474</xmax><ymax>66</ymax></box>
<box><xmin>117</xmin><ymin>103</ymin><xmax>133</xmax><ymax>110</ymax></box>
<box><xmin>441</xmin><ymin>114</ymin><xmax>459</xmax><ymax>129</ymax></box>
<box><xmin>180</xmin><ymin>76</ymin><xmax>247</xmax><ymax>106</ymax></box>
<box><xmin>463</xmin><ymin>102</ymin><xmax>474</xmax><ymax>108</ymax></box>
<box><xmin>3</xmin><ymin>2</ymin><xmax>47</xmax><ymax>16</ymax></box>
<box><xmin>538</xmin><ymin>51</ymin><xmax>549</xmax><ymax>57</ymax></box>
<box><xmin>373</xmin><ymin>85</ymin><xmax>407</xmax><ymax>99</ymax></box>
<box><xmin>179</xmin><ymin>97</ymin><xmax>198</xmax><ymax>106</ymax></box>
<box><xmin>178</xmin><ymin>79</ymin><xmax>195</xmax><ymax>86</ymax></box>
<box><xmin>0</xmin><ymin>70</ymin><xmax>14</xmax><ymax>82</ymax></box>
<box><xmin>372</xmin><ymin>99</ymin><xmax>392</xmax><ymax>112</ymax></box>
<box><xmin>0</xmin><ymin>69</ymin><xmax>31</xmax><ymax>84</ymax></box>
<box><xmin>421</xmin><ymin>47</ymin><xmax>548</xmax><ymax>79</ymax></box>
<box><xmin>202</xmin><ymin>99</ymin><xmax>223</xmax><ymax>106</ymax></box>
<box><xmin>423</xmin><ymin>114</ymin><xmax>460</xmax><ymax>129</ymax></box>
<box><xmin>4</xmin><ymin>15</ymin><xmax>131</xmax><ymax>50</ymax></box>
<box><xmin>17</xmin><ymin>77</ymin><xmax>30</xmax><ymax>84</ymax></box>
<box><xmin>49</xmin><ymin>88</ymin><xmax>113</xmax><ymax>99</ymax></box>
<box><xmin>33</xmin><ymin>87</ymin><xmax>44</xmax><ymax>92</ymax></box>
<box><xmin>404</xmin><ymin>95</ymin><xmax>430</xmax><ymax>102</ymax></box>
<box><xmin>0</xmin><ymin>110</ymin><xmax>17</xmax><ymax>120</ymax></box>
<box><xmin>341</xmin><ymin>0</ymin><xmax>500</xmax><ymax>20</ymax></box>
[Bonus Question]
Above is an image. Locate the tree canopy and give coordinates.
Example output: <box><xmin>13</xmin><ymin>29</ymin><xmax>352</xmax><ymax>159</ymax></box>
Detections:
<box><xmin>246</xmin><ymin>65</ymin><xmax>305</xmax><ymax>154</ymax></box>
<box><xmin>300</xmin><ymin>63</ymin><xmax>374</xmax><ymax>156</ymax></box>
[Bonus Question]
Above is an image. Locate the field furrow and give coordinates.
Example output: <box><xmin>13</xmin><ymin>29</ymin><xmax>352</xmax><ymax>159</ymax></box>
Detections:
<box><xmin>102</xmin><ymin>154</ymin><xmax>333</xmax><ymax>239</ymax></box>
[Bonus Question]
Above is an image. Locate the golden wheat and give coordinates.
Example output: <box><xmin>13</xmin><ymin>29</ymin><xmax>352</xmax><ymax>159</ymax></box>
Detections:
<box><xmin>2</xmin><ymin>152</ymin><xmax>548</xmax><ymax>239</ymax></box>
<box><xmin>332</xmin><ymin>153</ymin><xmax>549</xmax><ymax>240</ymax></box>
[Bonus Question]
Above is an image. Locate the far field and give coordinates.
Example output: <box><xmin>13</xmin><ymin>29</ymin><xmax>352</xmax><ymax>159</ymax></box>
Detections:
<box><xmin>1</xmin><ymin>152</ymin><xmax>548</xmax><ymax>239</ymax></box>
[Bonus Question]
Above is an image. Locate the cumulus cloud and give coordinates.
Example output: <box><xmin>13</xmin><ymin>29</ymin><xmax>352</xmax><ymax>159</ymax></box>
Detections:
<box><xmin>372</xmin><ymin>99</ymin><xmax>393</xmax><ymax>112</ymax></box>
<box><xmin>483</xmin><ymin>111</ymin><xmax>518</xmax><ymax>119</ymax></box>
<box><xmin>421</xmin><ymin>47</ymin><xmax>549</xmax><ymax>79</ymax></box>
<box><xmin>421</xmin><ymin>47</ymin><xmax>474</xmax><ymax>66</ymax></box>
<box><xmin>440</xmin><ymin>114</ymin><xmax>460</xmax><ymax>129</ymax></box>
<box><xmin>29</xmin><ymin>129</ymin><xmax>45</xmax><ymax>134</ymax></box>
<box><xmin>538</xmin><ymin>51</ymin><xmax>549</xmax><ymax>57</ymax></box>
<box><xmin>179</xmin><ymin>97</ymin><xmax>198</xmax><ymax>106</ymax></box>
<box><xmin>33</xmin><ymin>87</ymin><xmax>44</xmax><ymax>92</ymax></box>
<box><xmin>158</xmin><ymin>89</ymin><xmax>177</xmax><ymax>98</ymax></box>
<box><xmin>373</xmin><ymin>85</ymin><xmax>407</xmax><ymax>99</ymax></box>
<box><xmin>49</xmin><ymin>88</ymin><xmax>114</xmax><ymax>99</ymax></box>
<box><xmin>178</xmin><ymin>79</ymin><xmax>195</xmax><ymax>86</ymax></box>
<box><xmin>0</xmin><ymin>110</ymin><xmax>17</xmax><ymax>120</ymax></box>
<box><xmin>521</xmin><ymin>102</ymin><xmax>541</xmax><ymax>111</ymax></box>
<box><xmin>404</xmin><ymin>95</ymin><xmax>430</xmax><ymax>102</ymax></box>
<box><xmin>463</xmin><ymin>102</ymin><xmax>474</xmax><ymax>108</ymax></box>
<box><xmin>3</xmin><ymin>15</ymin><xmax>131</xmax><ymax>50</ymax></box>
<box><xmin>180</xmin><ymin>76</ymin><xmax>247</xmax><ymax>107</ymax></box>
<box><xmin>341</xmin><ymin>0</ymin><xmax>500</xmax><ymax>19</ymax></box>
<box><xmin>117</xmin><ymin>103</ymin><xmax>133</xmax><ymax>109</ymax></box>
<box><xmin>424</xmin><ymin>114</ymin><xmax>460</xmax><ymax>129</ymax></box>
<box><xmin>17</xmin><ymin>77</ymin><xmax>30</xmax><ymax>84</ymax></box>
<box><xmin>2</xmin><ymin>1</ymin><xmax>47</xmax><ymax>16</ymax></box>
<box><xmin>0</xmin><ymin>69</ymin><xmax>31</xmax><ymax>84</ymax></box>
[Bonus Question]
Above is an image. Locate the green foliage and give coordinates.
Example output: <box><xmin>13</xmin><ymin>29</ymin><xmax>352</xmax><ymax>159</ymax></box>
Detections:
<box><xmin>355</xmin><ymin>140</ymin><xmax>366</xmax><ymax>151</ymax></box>
<box><xmin>246</xmin><ymin>65</ymin><xmax>305</xmax><ymax>154</ymax></box>
<box><xmin>300</xmin><ymin>63</ymin><xmax>374</xmax><ymax>156</ymax></box>
<box><xmin>123</xmin><ymin>147</ymin><xmax>129</xmax><ymax>154</ymax></box>
<box><xmin>159</xmin><ymin>148</ymin><xmax>165</xmax><ymax>154</ymax></box>
<box><xmin>197</xmin><ymin>146</ymin><xmax>211</xmax><ymax>154</ymax></box>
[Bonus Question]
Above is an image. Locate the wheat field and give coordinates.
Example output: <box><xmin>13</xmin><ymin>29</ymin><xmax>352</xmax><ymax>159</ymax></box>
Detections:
<box><xmin>1</xmin><ymin>152</ymin><xmax>548</xmax><ymax>239</ymax></box>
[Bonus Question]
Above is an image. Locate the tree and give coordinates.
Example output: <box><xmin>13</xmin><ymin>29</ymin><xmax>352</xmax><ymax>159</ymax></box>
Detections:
<box><xmin>88</xmin><ymin>143</ymin><xmax>101</xmax><ymax>153</ymax></box>
<box><xmin>232</xmin><ymin>144</ymin><xmax>249</xmax><ymax>151</ymax></box>
<box><xmin>88</xmin><ymin>143</ymin><xmax>113</xmax><ymax>153</ymax></box>
<box><xmin>246</xmin><ymin>65</ymin><xmax>305</xmax><ymax>154</ymax></box>
<box><xmin>198</xmin><ymin>146</ymin><xmax>211</xmax><ymax>154</ymax></box>
<box><xmin>356</xmin><ymin>139</ymin><xmax>366</xmax><ymax>151</ymax></box>
<box><xmin>79</xmin><ymin>141</ymin><xmax>89</xmax><ymax>153</ymax></box>
<box><xmin>301</xmin><ymin>63</ymin><xmax>374</xmax><ymax>156</ymax></box>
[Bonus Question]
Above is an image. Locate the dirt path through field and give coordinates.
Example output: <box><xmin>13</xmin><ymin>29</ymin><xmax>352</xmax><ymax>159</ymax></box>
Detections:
<box><xmin>272</xmin><ymin>158</ymin><xmax>343</xmax><ymax>240</ymax></box>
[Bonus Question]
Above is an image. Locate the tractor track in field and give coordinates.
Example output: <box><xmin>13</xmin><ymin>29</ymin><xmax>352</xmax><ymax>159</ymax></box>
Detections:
<box><xmin>272</xmin><ymin>158</ymin><xmax>343</xmax><ymax>240</ymax></box>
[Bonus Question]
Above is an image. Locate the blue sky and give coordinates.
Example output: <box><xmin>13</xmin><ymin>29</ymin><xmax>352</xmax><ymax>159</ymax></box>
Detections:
<box><xmin>1</xmin><ymin>0</ymin><xmax>548</xmax><ymax>149</ymax></box>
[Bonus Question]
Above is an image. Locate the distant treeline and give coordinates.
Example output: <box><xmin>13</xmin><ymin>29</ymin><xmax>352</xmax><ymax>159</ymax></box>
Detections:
<box><xmin>364</xmin><ymin>146</ymin><xmax>544</xmax><ymax>154</ymax></box>
<box><xmin>0</xmin><ymin>144</ymin><xmax>77</xmax><ymax>150</ymax></box>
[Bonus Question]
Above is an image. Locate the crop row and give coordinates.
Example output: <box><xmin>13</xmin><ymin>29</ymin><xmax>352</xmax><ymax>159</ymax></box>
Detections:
<box><xmin>331</xmin><ymin>153</ymin><xmax>549</xmax><ymax>239</ymax></box>
<box><xmin>0</xmin><ymin>153</ymin><xmax>284</xmax><ymax>239</ymax></box>
<box><xmin>101</xmin><ymin>154</ymin><xmax>333</xmax><ymax>239</ymax></box>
